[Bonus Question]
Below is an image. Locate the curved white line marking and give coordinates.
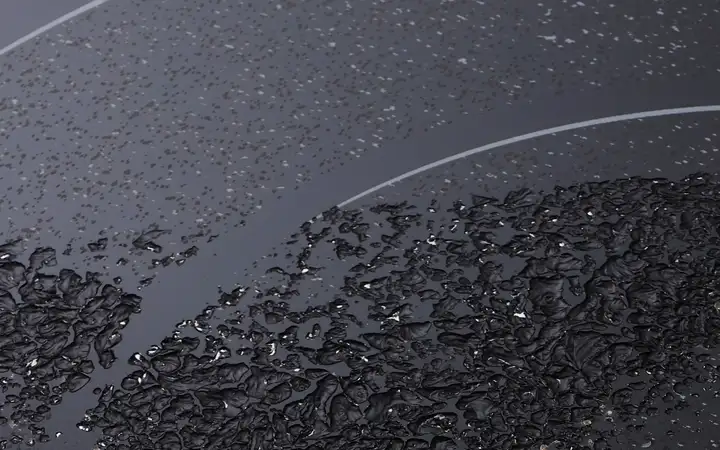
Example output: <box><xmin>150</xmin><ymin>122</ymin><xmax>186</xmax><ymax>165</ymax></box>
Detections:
<box><xmin>337</xmin><ymin>105</ymin><xmax>720</xmax><ymax>208</ymax></box>
<box><xmin>0</xmin><ymin>0</ymin><xmax>109</xmax><ymax>57</ymax></box>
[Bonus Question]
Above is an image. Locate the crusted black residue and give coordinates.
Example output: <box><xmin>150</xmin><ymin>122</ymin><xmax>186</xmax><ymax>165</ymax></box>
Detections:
<box><xmin>84</xmin><ymin>173</ymin><xmax>720</xmax><ymax>449</ymax></box>
<box><xmin>0</xmin><ymin>242</ymin><xmax>142</xmax><ymax>448</ymax></box>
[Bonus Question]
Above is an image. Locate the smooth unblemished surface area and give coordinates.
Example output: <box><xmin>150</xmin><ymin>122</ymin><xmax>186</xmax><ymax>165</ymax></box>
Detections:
<box><xmin>1</xmin><ymin>1</ymin><xmax>720</xmax><ymax>449</ymax></box>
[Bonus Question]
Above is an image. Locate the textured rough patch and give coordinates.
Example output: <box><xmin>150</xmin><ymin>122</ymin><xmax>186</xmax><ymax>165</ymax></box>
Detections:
<box><xmin>80</xmin><ymin>173</ymin><xmax>720</xmax><ymax>449</ymax></box>
<box><xmin>0</xmin><ymin>242</ymin><xmax>142</xmax><ymax>448</ymax></box>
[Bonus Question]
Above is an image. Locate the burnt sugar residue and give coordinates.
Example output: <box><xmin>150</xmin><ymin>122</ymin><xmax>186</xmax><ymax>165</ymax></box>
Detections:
<box><xmin>0</xmin><ymin>243</ymin><xmax>144</xmax><ymax>448</ymax></box>
<box><xmin>82</xmin><ymin>173</ymin><xmax>720</xmax><ymax>449</ymax></box>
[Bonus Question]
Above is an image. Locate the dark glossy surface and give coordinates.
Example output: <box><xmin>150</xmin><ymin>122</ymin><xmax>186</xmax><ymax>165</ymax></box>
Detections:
<box><xmin>0</xmin><ymin>0</ymin><xmax>719</xmax><ymax>448</ymax></box>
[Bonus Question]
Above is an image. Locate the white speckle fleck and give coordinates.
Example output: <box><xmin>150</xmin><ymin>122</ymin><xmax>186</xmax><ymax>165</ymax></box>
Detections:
<box><xmin>458</xmin><ymin>57</ymin><xmax>468</xmax><ymax>65</ymax></box>
<box><xmin>538</xmin><ymin>35</ymin><xmax>557</xmax><ymax>42</ymax></box>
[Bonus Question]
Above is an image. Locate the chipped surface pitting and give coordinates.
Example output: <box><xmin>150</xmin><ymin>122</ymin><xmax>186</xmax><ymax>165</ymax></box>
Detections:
<box><xmin>78</xmin><ymin>173</ymin><xmax>720</xmax><ymax>449</ymax></box>
<box><xmin>0</xmin><ymin>241</ymin><xmax>144</xmax><ymax>448</ymax></box>
<box><xmin>0</xmin><ymin>230</ymin><xmax>201</xmax><ymax>447</ymax></box>
<box><xmin>0</xmin><ymin>0</ymin><xmax>718</xmax><ymax>246</ymax></box>
<box><xmin>15</xmin><ymin>113</ymin><xmax>718</xmax><ymax>448</ymax></box>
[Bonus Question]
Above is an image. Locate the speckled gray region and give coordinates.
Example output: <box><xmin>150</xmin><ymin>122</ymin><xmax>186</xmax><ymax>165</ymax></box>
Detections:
<box><xmin>0</xmin><ymin>0</ymin><xmax>718</xmax><ymax>249</ymax></box>
<box><xmin>0</xmin><ymin>0</ymin><xmax>90</xmax><ymax>53</ymax></box>
<box><xmin>367</xmin><ymin>114</ymin><xmax>720</xmax><ymax>208</ymax></box>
